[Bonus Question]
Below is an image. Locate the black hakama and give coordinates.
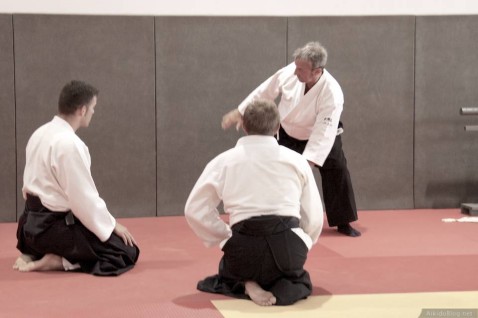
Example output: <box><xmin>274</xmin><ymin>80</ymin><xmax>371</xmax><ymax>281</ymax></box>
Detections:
<box><xmin>278</xmin><ymin>125</ymin><xmax>358</xmax><ymax>227</ymax></box>
<box><xmin>197</xmin><ymin>215</ymin><xmax>312</xmax><ymax>306</ymax></box>
<box><xmin>16</xmin><ymin>195</ymin><xmax>139</xmax><ymax>276</ymax></box>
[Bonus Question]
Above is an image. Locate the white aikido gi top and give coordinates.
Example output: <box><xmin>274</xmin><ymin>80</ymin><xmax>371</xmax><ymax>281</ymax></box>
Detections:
<box><xmin>238</xmin><ymin>62</ymin><xmax>344</xmax><ymax>166</ymax></box>
<box><xmin>22</xmin><ymin>116</ymin><xmax>116</xmax><ymax>242</ymax></box>
<box><xmin>184</xmin><ymin>135</ymin><xmax>324</xmax><ymax>250</ymax></box>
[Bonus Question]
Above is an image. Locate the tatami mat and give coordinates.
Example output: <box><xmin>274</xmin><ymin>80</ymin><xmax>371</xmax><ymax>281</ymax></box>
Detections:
<box><xmin>212</xmin><ymin>291</ymin><xmax>478</xmax><ymax>318</ymax></box>
<box><xmin>1</xmin><ymin>209</ymin><xmax>477</xmax><ymax>317</ymax></box>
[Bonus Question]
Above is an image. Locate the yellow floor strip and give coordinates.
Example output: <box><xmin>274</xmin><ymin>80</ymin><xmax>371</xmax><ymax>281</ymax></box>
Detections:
<box><xmin>212</xmin><ymin>291</ymin><xmax>478</xmax><ymax>318</ymax></box>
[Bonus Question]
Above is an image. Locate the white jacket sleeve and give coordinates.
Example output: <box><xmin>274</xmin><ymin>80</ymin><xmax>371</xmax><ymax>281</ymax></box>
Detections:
<box><xmin>299</xmin><ymin>163</ymin><xmax>324</xmax><ymax>244</ymax></box>
<box><xmin>51</xmin><ymin>137</ymin><xmax>116</xmax><ymax>242</ymax></box>
<box><xmin>184</xmin><ymin>160</ymin><xmax>232</xmax><ymax>248</ymax></box>
<box><xmin>302</xmin><ymin>84</ymin><xmax>343</xmax><ymax>166</ymax></box>
<box><xmin>237</xmin><ymin>66</ymin><xmax>287</xmax><ymax>114</ymax></box>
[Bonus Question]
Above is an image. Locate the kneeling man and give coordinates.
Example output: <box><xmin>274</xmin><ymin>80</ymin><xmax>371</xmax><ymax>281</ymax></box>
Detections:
<box><xmin>14</xmin><ymin>80</ymin><xmax>139</xmax><ymax>276</ymax></box>
<box><xmin>185</xmin><ymin>99</ymin><xmax>323</xmax><ymax>305</ymax></box>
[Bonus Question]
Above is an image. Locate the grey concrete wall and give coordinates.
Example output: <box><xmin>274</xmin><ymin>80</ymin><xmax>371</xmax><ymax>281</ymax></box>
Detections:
<box><xmin>155</xmin><ymin>17</ymin><xmax>287</xmax><ymax>215</ymax></box>
<box><xmin>2</xmin><ymin>14</ymin><xmax>478</xmax><ymax>220</ymax></box>
<box><xmin>415</xmin><ymin>16</ymin><xmax>478</xmax><ymax>208</ymax></box>
<box><xmin>288</xmin><ymin>17</ymin><xmax>416</xmax><ymax>210</ymax></box>
<box><xmin>14</xmin><ymin>14</ymin><xmax>156</xmax><ymax>218</ymax></box>
<box><xmin>0</xmin><ymin>15</ymin><xmax>16</xmax><ymax>222</ymax></box>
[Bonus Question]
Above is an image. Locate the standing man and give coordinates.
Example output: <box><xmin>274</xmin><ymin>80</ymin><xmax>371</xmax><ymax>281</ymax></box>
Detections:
<box><xmin>13</xmin><ymin>80</ymin><xmax>140</xmax><ymax>276</ymax></box>
<box><xmin>222</xmin><ymin>41</ymin><xmax>360</xmax><ymax>237</ymax></box>
<box><xmin>185</xmin><ymin>99</ymin><xmax>323</xmax><ymax>306</ymax></box>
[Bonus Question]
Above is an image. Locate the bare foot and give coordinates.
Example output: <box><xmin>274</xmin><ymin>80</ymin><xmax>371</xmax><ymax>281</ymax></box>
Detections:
<box><xmin>245</xmin><ymin>281</ymin><xmax>276</xmax><ymax>306</ymax></box>
<box><xmin>18</xmin><ymin>254</ymin><xmax>63</xmax><ymax>272</ymax></box>
<box><xmin>13</xmin><ymin>254</ymin><xmax>34</xmax><ymax>270</ymax></box>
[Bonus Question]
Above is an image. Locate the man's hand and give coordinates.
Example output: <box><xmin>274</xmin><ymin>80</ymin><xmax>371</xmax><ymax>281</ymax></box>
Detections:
<box><xmin>221</xmin><ymin>109</ymin><xmax>243</xmax><ymax>130</ymax></box>
<box><xmin>114</xmin><ymin>222</ymin><xmax>136</xmax><ymax>247</ymax></box>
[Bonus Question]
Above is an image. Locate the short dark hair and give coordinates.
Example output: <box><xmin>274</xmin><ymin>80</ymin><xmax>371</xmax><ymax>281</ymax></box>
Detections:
<box><xmin>243</xmin><ymin>99</ymin><xmax>280</xmax><ymax>136</ymax></box>
<box><xmin>58</xmin><ymin>80</ymin><xmax>99</xmax><ymax>115</ymax></box>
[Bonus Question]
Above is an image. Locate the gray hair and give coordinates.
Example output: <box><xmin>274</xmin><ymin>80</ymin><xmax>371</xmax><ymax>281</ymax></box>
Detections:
<box><xmin>243</xmin><ymin>99</ymin><xmax>280</xmax><ymax>136</ymax></box>
<box><xmin>293</xmin><ymin>41</ymin><xmax>328</xmax><ymax>69</ymax></box>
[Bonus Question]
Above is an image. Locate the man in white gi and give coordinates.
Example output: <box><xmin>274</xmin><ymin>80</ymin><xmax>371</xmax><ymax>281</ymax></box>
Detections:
<box><xmin>13</xmin><ymin>80</ymin><xmax>139</xmax><ymax>276</ymax></box>
<box><xmin>185</xmin><ymin>99</ymin><xmax>323</xmax><ymax>306</ymax></box>
<box><xmin>222</xmin><ymin>41</ymin><xmax>360</xmax><ymax>237</ymax></box>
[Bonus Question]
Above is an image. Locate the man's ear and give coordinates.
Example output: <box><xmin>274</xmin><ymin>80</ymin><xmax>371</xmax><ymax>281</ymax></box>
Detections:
<box><xmin>313</xmin><ymin>67</ymin><xmax>323</xmax><ymax>77</ymax></box>
<box><xmin>242</xmin><ymin>125</ymin><xmax>248</xmax><ymax>135</ymax></box>
<box><xmin>274</xmin><ymin>123</ymin><xmax>280</xmax><ymax>135</ymax></box>
<box><xmin>80</xmin><ymin>105</ymin><xmax>87</xmax><ymax>116</ymax></box>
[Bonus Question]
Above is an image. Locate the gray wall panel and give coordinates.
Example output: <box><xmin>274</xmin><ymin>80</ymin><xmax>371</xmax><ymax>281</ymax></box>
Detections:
<box><xmin>288</xmin><ymin>16</ymin><xmax>416</xmax><ymax>210</ymax></box>
<box><xmin>14</xmin><ymin>15</ymin><xmax>156</xmax><ymax>218</ymax></box>
<box><xmin>415</xmin><ymin>16</ymin><xmax>478</xmax><ymax>208</ymax></box>
<box><xmin>156</xmin><ymin>17</ymin><xmax>287</xmax><ymax>215</ymax></box>
<box><xmin>5</xmin><ymin>14</ymin><xmax>478</xmax><ymax>217</ymax></box>
<box><xmin>0</xmin><ymin>15</ymin><xmax>16</xmax><ymax>222</ymax></box>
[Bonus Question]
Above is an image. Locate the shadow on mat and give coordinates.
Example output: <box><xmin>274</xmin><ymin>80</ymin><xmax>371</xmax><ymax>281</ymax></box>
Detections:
<box><xmin>131</xmin><ymin>259</ymin><xmax>195</xmax><ymax>273</ymax></box>
<box><xmin>173</xmin><ymin>287</ymin><xmax>334</xmax><ymax>311</ymax></box>
<box><xmin>320</xmin><ymin>225</ymin><xmax>367</xmax><ymax>237</ymax></box>
<box><xmin>173</xmin><ymin>292</ymin><xmax>228</xmax><ymax>309</ymax></box>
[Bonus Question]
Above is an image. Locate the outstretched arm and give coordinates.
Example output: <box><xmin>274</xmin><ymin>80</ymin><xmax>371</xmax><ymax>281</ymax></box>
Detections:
<box><xmin>221</xmin><ymin>109</ymin><xmax>243</xmax><ymax>130</ymax></box>
<box><xmin>222</xmin><ymin>64</ymin><xmax>290</xmax><ymax>131</ymax></box>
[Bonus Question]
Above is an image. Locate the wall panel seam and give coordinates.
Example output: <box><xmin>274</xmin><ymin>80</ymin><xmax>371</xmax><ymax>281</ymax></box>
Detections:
<box><xmin>153</xmin><ymin>17</ymin><xmax>158</xmax><ymax>217</ymax></box>
<box><xmin>12</xmin><ymin>14</ymin><xmax>18</xmax><ymax>221</ymax></box>
<box><xmin>413</xmin><ymin>16</ymin><xmax>417</xmax><ymax>208</ymax></box>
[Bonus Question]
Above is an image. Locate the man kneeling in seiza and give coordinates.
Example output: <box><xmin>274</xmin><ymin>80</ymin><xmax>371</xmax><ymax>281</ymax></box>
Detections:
<box><xmin>185</xmin><ymin>99</ymin><xmax>323</xmax><ymax>306</ymax></box>
<box><xmin>13</xmin><ymin>80</ymin><xmax>139</xmax><ymax>276</ymax></box>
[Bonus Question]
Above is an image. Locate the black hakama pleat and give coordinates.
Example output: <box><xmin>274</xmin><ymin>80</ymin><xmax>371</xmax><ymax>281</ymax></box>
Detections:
<box><xmin>278</xmin><ymin>125</ymin><xmax>358</xmax><ymax>227</ymax></box>
<box><xmin>16</xmin><ymin>195</ymin><xmax>139</xmax><ymax>276</ymax></box>
<box><xmin>197</xmin><ymin>215</ymin><xmax>312</xmax><ymax>306</ymax></box>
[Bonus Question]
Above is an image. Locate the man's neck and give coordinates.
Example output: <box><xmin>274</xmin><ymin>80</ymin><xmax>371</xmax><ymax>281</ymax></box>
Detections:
<box><xmin>58</xmin><ymin>114</ymin><xmax>80</xmax><ymax>132</ymax></box>
<box><xmin>305</xmin><ymin>73</ymin><xmax>322</xmax><ymax>93</ymax></box>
